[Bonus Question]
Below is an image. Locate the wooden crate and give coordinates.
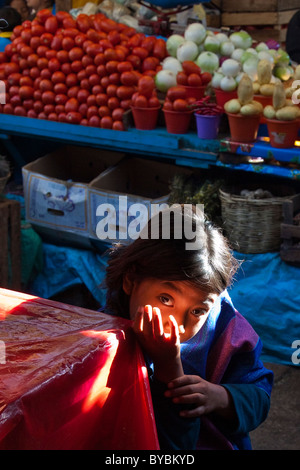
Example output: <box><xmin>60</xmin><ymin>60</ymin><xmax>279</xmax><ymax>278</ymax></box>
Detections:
<box><xmin>221</xmin><ymin>0</ymin><xmax>300</xmax><ymax>12</ymax></box>
<box><xmin>280</xmin><ymin>194</ymin><xmax>300</xmax><ymax>266</ymax></box>
<box><xmin>221</xmin><ymin>8</ymin><xmax>297</xmax><ymax>27</ymax></box>
<box><xmin>0</xmin><ymin>198</ymin><xmax>21</xmax><ymax>290</ymax></box>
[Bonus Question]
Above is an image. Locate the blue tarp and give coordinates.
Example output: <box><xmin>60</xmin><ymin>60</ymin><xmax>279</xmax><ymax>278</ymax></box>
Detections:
<box><xmin>29</xmin><ymin>242</ymin><xmax>300</xmax><ymax>367</ymax></box>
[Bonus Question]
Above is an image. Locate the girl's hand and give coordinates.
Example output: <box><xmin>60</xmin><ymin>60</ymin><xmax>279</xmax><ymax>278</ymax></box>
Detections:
<box><xmin>165</xmin><ymin>375</ymin><xmax>235</xmax><ymax>420</ymax></box>
<box><xmin>133</xmin><ymin>305</ymin><xmax>184</xmax><ymax>383</ymax></box>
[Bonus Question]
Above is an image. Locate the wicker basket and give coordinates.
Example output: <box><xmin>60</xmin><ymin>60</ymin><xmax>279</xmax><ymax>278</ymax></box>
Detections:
<box><xmin>0</xmin><ymin>172</ymin><xmax>10</xmax><ymax>195</ymax></box>
<box><xmin>219</xmin><ymin>185</ymin><xmax>297</xmax><ymax>254</ymax></box>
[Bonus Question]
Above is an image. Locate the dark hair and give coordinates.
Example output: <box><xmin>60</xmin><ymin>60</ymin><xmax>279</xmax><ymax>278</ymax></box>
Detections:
<box><xmin>0</xmin><ymin>6</ymin><xmax>21</xmax><ymax>31</ymax></box>
<box><xmin>105</xmin><ymin>205</ymin><xmax>239</xmax><ymax>318</ymax></box>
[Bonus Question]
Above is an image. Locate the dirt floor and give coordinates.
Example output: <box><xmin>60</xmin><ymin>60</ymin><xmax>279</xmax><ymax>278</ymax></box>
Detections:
<box><xmin>250</xmin><ymin>362</ymin><xmax>300</xmax><ymax>450</ymax></box>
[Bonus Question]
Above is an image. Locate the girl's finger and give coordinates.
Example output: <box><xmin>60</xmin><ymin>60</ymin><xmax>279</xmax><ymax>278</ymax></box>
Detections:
<box><xmin>133</xmin><ymin>306</ymin><xmax>144</xmax><ymax>333</ymax></box>
<box><xmin>142</xmin><ymin>304</ymin><xmax>153</xmax><ymax>336</ymax></box>
<box><xmin>168</xmin><ymin>314</ymin><xmax>180</xmax><ymax>342</ymax></box>
<box><xmin>152</xmin><ymin>307</ymin><xmax>164</xmax><ymax>337</ymax></box>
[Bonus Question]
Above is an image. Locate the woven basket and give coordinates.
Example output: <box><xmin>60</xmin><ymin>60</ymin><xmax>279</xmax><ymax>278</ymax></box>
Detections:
<box><xmin>0</xmin><ymin>172</ymin><xmax>10</xmax><ymax>195</ymax></box>
<box><xmin>219</xmin><ymin>186</ymin><xmax>297</xmax><ymax>254</ymax></box>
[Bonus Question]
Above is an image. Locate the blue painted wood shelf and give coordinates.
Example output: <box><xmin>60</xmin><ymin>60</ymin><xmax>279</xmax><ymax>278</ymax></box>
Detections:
<box><xmin>0</xmin><ymin>114</ymin><xmax>220</xmax><ymax>169</ymax></box>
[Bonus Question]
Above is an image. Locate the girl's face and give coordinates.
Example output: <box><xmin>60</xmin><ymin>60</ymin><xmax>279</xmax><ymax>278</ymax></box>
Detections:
<box><xmin>123</xmin><ymin>277</ymin><xmax>218</xmax><ymax>343</ymax></box>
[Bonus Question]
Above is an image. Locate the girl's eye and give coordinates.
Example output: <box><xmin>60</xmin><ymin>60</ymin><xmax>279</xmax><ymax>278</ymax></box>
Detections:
<box><xmin>191</xmin><ymin>308</ymin><xmax>208</xmax><ymax>317</ymax></box>
<box><xmin>159</xmin><ymin>295</ymin><xmax>173</xmax><ymax>306</ymax></box>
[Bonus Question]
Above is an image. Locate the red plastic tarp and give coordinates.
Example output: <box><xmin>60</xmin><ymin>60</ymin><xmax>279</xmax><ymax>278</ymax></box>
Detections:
<box><xmin>0</xmin><ymin>288</ymin><xmax>159</xmax><ymax>450</ymax></box>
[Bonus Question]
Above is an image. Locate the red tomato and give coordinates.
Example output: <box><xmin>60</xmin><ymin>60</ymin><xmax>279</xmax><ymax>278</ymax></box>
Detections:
<box><xmin>66</xmin><ymin>111</ymin><xmax>82</xmax><ymax>124</ymax></box>
<box><xmin>132</xmin><ymin>47</ymin><xmax>148</xmax><ymax>61</ymax></box>
<box><xmin>54</xmin><ymin>82</ymin><xmax>67</xmax><ymax>94</ymax></box>
<box><xmin>120</xmin><ymin>71</ymin><xmax>137</xmax><ymax>86</ymax></box>
<box><xmin>167</xmin><ymin>86</ymin><xmax>187</xmax><ymax>102</ymax></box>
<box><xmin>106</xmin><ymin>84</ymin><xmax>118</xmax><ymax>97</ymax></box>
<box><xmin>173</xmin><ymin>99</ymin><xmax>189</xmax><ymax>112</ymax></box>
<box><xmin>112</xmin><ymin>120</ymin><xmax>124</xmax><ymax>131</ymax></box>
<box><xmin>65</xmin><ymin>73</ymin><xmax>78</xmax><ymax>88</ymax></box>
<box><xmin>86</xmin><ymin>43</ymin><xmax>102</xmax><ymax>58</ymax></box>
<box><xmin>176</xmin><ymin>71</ymin><xmax>188</xmax><ymax>86</ymax></box>
<box><xmin>98</xmin><ymin>105</ymin><xmax>111</xmax><ymax>117</ymax></box>
<box><xmin>153</xmin><ymin>39</ymin><xmax>167</xmax><ymax>60</ymax></box>
<box><xmin>67</xmin><ymin>86</ymin><xmax>80</xmax><ymax>98</ymax></box>
<box><xmin>7</xmin><ymin>72</ymin><xmax>21</xmax><ymax>86</ymax></box>
<box><xmin>65</xmin><ymin>97</ymin><xmax>79</xmax><ymax>113</ymax></box>
<box><xmin>107</xmin><ymin>96</ymin><xmax>119</xmax><ymax>110</ymax></box>
<box><xmin>45</xmin><ymin>16</ymin><xmax>58</xmax><ymax>34</ymax></box>
<box><xmin>141</xmin><ymin>36</ymin><xmax>156</xmax><ymax>53</ymax></box>
<box><xmin>182</xmin><ymin>61</ymin><xmax>201</xmax><ymax>76</ymax></box>
<box><xmin>200</xmin><ymin>72</ymin><xmax>212</xmax><ymax>85</ymax></box>
<box><xmin>19</xmin><ymin>85</ymin><xmax>34</xmax><ymax>99</ymax></box>
<box><xmin>111</xmin><ymin>107</ymin><xmax>124</xmax><ymax>121</ymax></box>
<box><xmin>100</xmin><ymin>115</ymin><xmax>113</xmax><ymax>129</ymax></box>
<box><xmin>30</xmin><ymin>36</ymin><xmax>41</xmax><ymax>50</ymax></box>
<box><xmin>39</xmin><ymin>78</ymin><xmax>53</xmax><ymax>92</ymax></box>
<box><xmin>27</xmin><ymin>109</ymin><xmax>37</xmax><ymax>118</ymax></box>
<box><xmin>126</xmin><ymin>54</ymin><xmax>141</xmax><ymax>70</ymax></box>
<box><xmin>117</xmin><ymin>61</ymin><xmax>133</xmax><ymax>73</ymax></box>
<box><xmin>134</xmin><ymin>94</ymin><xmax>147</xmax><ymax>108</ymax></box>
<box><xmin>94</xmin><ymin>53</ymin><xmax>105</xmax><ymax>66</ymax></box>
<box><xmin>106</xmin><ymin>60</ymin><xmax>118</xmax><ymax>74</ymax></box>
<box><xmin>62</xmin><ymin>36</ymin><xmax>75</xmax><ymax>51</ymax></box>
<box><xmin>96</xmin><ymin>93</ymin><xmax>108</xmax><ymax>106</ymax></box>
<box><xmin>116</xmin><ymin>85</ymin><xmax>135</xmax><ymax>100</ymax></box>
<box><xmin>76</xmin><ymin>14</ymin><xmax>92</xmax><ymax>33</ymax></box>
<box><xmin>108</xmin><ymin>72</ymin><xmax>120</xmax><ymax>85</ymax></box>
<box><xmin>20</xmin><ymin>76</ymin><xmax>33</xmax><ymax>87</ymax></box>
<box><xmin>77</xmin><ymin>88</ymin><xmax>89</xmax><ymax>103</ymax></box>
<box><xmin>41</xmin><ymin>90</ymin><xmax>55</xmax><ymax>104</ymax></box>
<box><xmin>48</xmin><ymin>57</ymin><xmax>60</xmax><ymax>73</ymax></box>
<box><xmin>31</xmin><ymin>24</ymin><xmax>45</xmax><ymax>37</ymax></box>
<box><xmin>148</xmin><ymin>96</ymin><xmax>160</xmax><ymax>108</ymax></box>
<box><xmin>163</xmin><ymin>100</ymin><xmax>173</xmax><ymax>111</ymax></box>
<box><xmin>187</xmin><ymin>73</ymin><xmax>202</xmax><ymax>87</ymax></box>
<box><xmin>36</xmin><ymin>9</ymin><xmax>52</xmax><ymax>23</ymax></box>
<box><xmin>69</xmin><ymin>47</ymin><xmax>84</xmax><ymax>62</ymax></box>
<box><xmin>137</xmin><ymin>75</ymin><xmax>155</xmax><ymax>98</ymax></box>
<box><xmin>104</xmin><ymin>48</ymin><xmax>118</xmax><ymax>62</ymax></box>
<box><xmin>55</xmin><ymin>94</ymin><xmax>68</xmax><ymax>105</ymax></box>
<box><xmin>14</xmin><ymin>105</ymin><xmax>26</xmax><ymax>116</ymax></box>
<box><xmin>52</xmin><ymin>71</ymin><xmax>65</xmax><ymax>84</ymax></box>
<box><xmin>88</xmin><ymin>115</ymin><xmax>101</xmax><ymax>127</ymax></box>
<box><xmin>23</xmin><ymin>99</ymin><xmax>34</xmax><ymax>110</ymax></box>
<box><xmin>71</xmin><ymin>60</ymin><xmax>83</xmax><ymax>73</ymax></box>
<box><xmin>142</xmin><ymin>56</ymin><xmax>159</xmax><ymax>72</ymax></box>
<box><xmin>56</xmin><ymin>50</ymin><xmax>69</xmax><ymax>63</ymax></box>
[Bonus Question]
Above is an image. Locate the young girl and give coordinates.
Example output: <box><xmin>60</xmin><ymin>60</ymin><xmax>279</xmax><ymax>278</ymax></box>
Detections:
<box><xmin>105</xmin><ymin>205</ymin><xmax>273</xmax><ymax>450</ymax></box>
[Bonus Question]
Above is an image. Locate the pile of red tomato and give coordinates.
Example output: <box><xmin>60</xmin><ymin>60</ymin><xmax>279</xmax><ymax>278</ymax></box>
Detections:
<box><xmin>163</xmin><ymin>85</ymin><xmax>195</xmax><ymax>113</ymax></box>
<box><xmin>176</xmin><ymin>61</ymin><xmax>211</xmax><ymax>88</ymax></box>
<box><xmin>0</xmin><ymin>9</ymin><xmax>168</xmax><ymax>129</ymax></box>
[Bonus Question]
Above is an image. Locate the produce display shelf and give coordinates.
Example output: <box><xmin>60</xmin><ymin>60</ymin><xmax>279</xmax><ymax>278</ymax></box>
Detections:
<box><xmin>216</xmin><ymin>159</ymin><xmax>300</xmax><ymax>180</ymax></box>
<box><xmin>220</xmin><ymin>134</ymin><xmax>300</xmax><ymax>164</ymax></box>
<box><xmin>0</xmin><ymin>114</ymin><xmax>220</xmax><ymax>170</ymax></box>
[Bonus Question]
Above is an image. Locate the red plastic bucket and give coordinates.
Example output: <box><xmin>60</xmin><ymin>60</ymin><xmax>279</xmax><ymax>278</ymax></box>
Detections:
<box><xmin>131</xmin><ymin>106</ymin><xmax>160</xmax><ymax>130</ymax></box>
<box><xmin>184</xmin><ymin>85</ymin><xmax>206</xmax><ymax>100</ymax></box>
<box><xmin>253</xmin><ymin>94</ymin><xmax>273</xmax><ymax>124</ymax></box>
<box><xmin>195</xmin><ymin>113</ymin><xmax>221</xmax><ymax>139</ymax></box>
<box><xmin>266</xmin><ymin>118</ymin><xmax>300</xmax><ymax>148</ymax></box>
<box><xmin>214</xmin><ymin>88</ymin><xmax>238</xmax><ymax>111</ymax></box>
<box><xmin>163</xmin><ymin>109</ymin><xmax>192</xmax><ymax>134</ymax></box>
<box><xmin>227</xmin><ymin>112</ymin><xmax>261</xmax><ymax>143</ymax></box>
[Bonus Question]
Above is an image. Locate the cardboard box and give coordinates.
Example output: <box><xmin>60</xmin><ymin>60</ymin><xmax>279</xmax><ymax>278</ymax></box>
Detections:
<box><xmin>22</xmin><ymin>145</ymin><xmax>124</xmax><ymax>248</ymax></box>
<box><xmin>88</xmin><ymin>157</ymin><xmax>192</xmax><ymax>248</ymax></box>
